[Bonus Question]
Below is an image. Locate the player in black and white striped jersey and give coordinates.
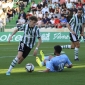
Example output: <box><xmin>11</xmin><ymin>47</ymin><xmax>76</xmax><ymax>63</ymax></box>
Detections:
<box><xmin>61</xmin><ymin>8</ymin><xmax>85</xmax><ymax>61</ymax></box>
<box><xmin>18</xmin><ymin>23</ymin><xmax>40</xmax><ymax>48</ymax></box>
<box><xmin>6</xmin><ymin>16</ymin><xmax>42</xmax><ymax>75</ymax></box>
<box><xmin>79</xmin><ymin>26</ymin><xmax>85</xmax><ymax>42</ymax></box>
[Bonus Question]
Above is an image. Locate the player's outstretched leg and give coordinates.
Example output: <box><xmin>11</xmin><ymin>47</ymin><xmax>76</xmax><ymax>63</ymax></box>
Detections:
<box><xmin>6</xmin><ymin>57</ymin><xmax>18</xmax><ymax>75</ymax></box>
<box><xmin>40</xmin><ymin>50</ymin><xmax>44</xmax><ymax>61</ymax></box>
<box><xmin>36</xmin><ymin>57</ymin><xmax>42</xmax><ymax>67</ymax></box>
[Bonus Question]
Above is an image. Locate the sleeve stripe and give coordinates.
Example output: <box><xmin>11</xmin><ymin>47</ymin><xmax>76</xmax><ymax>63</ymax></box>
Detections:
<box><xmin>69</xmin><ymin>17</ymin><xmax>74</xmax><ymax>25</ymax></box>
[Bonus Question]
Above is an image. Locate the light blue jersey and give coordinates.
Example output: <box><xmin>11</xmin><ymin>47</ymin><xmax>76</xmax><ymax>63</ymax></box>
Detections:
<box><xmin>46</xmin><ymin>54</ymin><xmax>72</xmax><ymax>72</ymax></box>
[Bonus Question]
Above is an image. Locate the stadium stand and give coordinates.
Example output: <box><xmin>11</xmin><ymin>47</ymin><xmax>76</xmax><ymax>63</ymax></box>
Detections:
<box><xmin>0</xmin><ymin>0</ymin><xmax>32</xmax><ymax>32</ymax></box>
<box><xmin>0</xmin><ymin>0</ymin><xmax>85</xmax><ymax>32</ymax></box>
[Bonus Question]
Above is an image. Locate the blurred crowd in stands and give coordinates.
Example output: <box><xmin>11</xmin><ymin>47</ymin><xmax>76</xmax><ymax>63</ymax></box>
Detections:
<box><xmin>0</xmin><ymin>0</ymin><xmax>85</xmax><ymax>30</ymax></box>
<box><xmin>0</xmin><ymin>0</ymin><xmax>13</xmax><ymax>29</ymax></box>
<box><xmin>0</xmin><ymin>0</ymin><xmax>29</xmax><ymax>30</ymax></box>
<box><xmin>17</xmin><ymin>0</ymin><xmax>85</xmax><ymax>28</ymax></box>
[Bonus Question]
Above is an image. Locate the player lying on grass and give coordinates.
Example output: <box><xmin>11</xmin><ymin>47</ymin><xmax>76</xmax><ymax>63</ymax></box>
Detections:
<box><xmin>36</xmin><ymin>45</ymin><xmax>72</xmax><ymax>72</ymax></box>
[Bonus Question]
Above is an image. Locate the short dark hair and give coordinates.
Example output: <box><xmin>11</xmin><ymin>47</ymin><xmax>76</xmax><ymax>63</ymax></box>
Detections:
<box><xmin>61</xmin><ymin>14</ymin><xmax>65</xmax><ymax>17</ymax></box>
<box><xmin>29</xmin><ymin>16</ymin><xmax>38</xmax><ymax>22</ymax></box>
<box><xmin>54</xmin><ymin>45</ymin><xmax>62</xmax><ymax>54</ymax></box>
<box><xmin>77</xmin><ymin>8</ymin><xmax>82</xmax><ymax>11</ymax></box>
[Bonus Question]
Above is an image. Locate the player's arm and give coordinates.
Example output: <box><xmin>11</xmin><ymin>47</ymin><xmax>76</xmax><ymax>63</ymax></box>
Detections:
<box><xmin>8</xmin><ymin>24</ymin><xmax>25</xmax><ymax>43</ymax></box>
<box><xmin>67</xmin><ymin>64</ymin><xmax>72</xmax><ymax>68</ymax></box>
<box><xmin>67</xmin><ymin>17</ymin><xmax>76</xmax><ymax>35</ymax></box>
<box><xmin>36</xmin><ymin>37</ymin><xmax>42</xmax><ymax>50</ymax></box>
<box><xmin>36</xmin><ymin>28</ymin><xmax>42</xmax><ymax>49</ymax></box>
<box><xmin>65</xmin><ymin>64</ymin><xmax>72</xmax><ymax>68</ymax></box>
<box><xmin>81</xmin><ymin>23</ymin><xmax>84</xmax><ymax>36</ymax></box>
<box><xmin>65</xmin><ymin>56</ymin><xmax>73</xmax><ymax>68</ymax></box>
<box><xmin>8</xmin><ymin>28</ymin><xmax>18</xmax><ymax>43</ymax></box>
<box><xmin>33</xmin><ymin>28</ymin><xmax>42</xmax><ymax>56</ymax></box>
<box><xmin>33</xmin><ymin>37</ymin><xmax>42</xmax><ymax>56</ymax></box>
<box><xmin>81</xmin><ymin>15</ymin><xmax>85</xmax><ymax>36</ymax></box>
<box><xmin>67</xmin><ymin>23</ymin><xmax>74</xmax><ymax>33</ymax></box>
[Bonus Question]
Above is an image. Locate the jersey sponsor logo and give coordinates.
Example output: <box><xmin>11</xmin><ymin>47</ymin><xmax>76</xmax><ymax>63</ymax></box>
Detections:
<box><xmin>25</xmin><ymin>34</ymin><xmax>35</xmax><ymax>38</ymax></box>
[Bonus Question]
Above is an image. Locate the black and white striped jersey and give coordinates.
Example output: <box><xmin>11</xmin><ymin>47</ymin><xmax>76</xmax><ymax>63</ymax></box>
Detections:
<box><xmin>17</xmin><ymin>24</ymin><xmax>41</xmax><ymax>48</ymax></box>
<box><xmin>69</xmin><ymin>14</ymin><xmax>85</xmax><ymax>35</ymax></box>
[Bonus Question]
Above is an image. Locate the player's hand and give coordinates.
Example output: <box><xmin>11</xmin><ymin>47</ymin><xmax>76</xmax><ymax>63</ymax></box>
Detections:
<box><xmin>33</xmin><ymin>49</ymin><xmax>38</xmax><ymax>56</ymax></box>
<box><xmin>8</xmin><ymin>36</ymin><xmax>12</xmax><ymax>43</ymax></box>
<box><xmin>72</xmin><ymin>31</ymin><xmax>76</xmax><ymax>35</ymax></box>
<box><xmin>65</xmin><ymin>64</ymin><xmax>69</xmax><ymax>67</ymax></box>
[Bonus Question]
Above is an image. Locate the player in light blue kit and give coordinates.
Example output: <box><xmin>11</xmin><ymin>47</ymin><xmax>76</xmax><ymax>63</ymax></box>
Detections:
<box><xmin>36</xmin><ymin>45</ymin><xmax>72</xmax><ymax>72</ymax></box>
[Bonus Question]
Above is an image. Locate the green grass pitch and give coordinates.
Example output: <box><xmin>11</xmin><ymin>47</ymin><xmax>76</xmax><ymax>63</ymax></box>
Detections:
<box><xmin>0</xmin><ymin>42</ymin><xmax>85</xmax><ymax>85</ymax></box>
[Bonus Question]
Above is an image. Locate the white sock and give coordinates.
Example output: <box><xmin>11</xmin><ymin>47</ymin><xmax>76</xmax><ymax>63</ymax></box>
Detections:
<box><xmin>74</xmin><ymin>48</ymin><xmax>79</xmax><ymax>59</ymax></box>
<box><xmin>41</xmin><ymin>61</ymin><xmax>44</xmax><ymax>66</ymax></box>
<box><xmin>8</xmin><ymin>57</ymin><xmax>18</xmax><ymax>72</ymax></box>
<box><xmin>68</xmin><ymin>45</ymin><xmax>71</xmax><ymax>48</ymax></box>
<box><xmin>44</xmin><ymin>56</ymin><xmax>49</xmax><ymax>60</ymax></box>
<box><xmin>41</xmin><ymin>56</ymin><xmax>50</xmax><ymax>66</ymax></box>
<box><xmin>61</xmin><ymin>45</ymin><xmax>71</xmax><ymax>49</ymax></box>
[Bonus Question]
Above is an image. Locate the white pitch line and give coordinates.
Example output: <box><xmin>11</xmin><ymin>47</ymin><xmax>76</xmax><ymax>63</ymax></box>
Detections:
<box><xmin>0</xmin><ymin>46</ymin><xmax>85</xmax><ymax>50</ymax></box>
<box><xmin>0</xmin><ymin>51</ymin><xmax>65</xmax><ymax>59</ymax></box>
<box><xmin>0</xmin><ymin>53</ymin><xmax>54</xmax><ymax>59</ymax></box>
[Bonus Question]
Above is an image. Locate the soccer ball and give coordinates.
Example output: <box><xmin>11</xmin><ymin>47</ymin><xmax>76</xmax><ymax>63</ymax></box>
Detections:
<box><xmin>25</xmin><ymin>63</ymin><xmax>34</xmax><ymax>72</ymax></box>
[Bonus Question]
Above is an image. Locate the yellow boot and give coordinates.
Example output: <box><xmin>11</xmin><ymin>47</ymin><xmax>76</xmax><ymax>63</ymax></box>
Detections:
<box><xmin>36</xmin><ymin>57</ymin><xmax>42</xmax><ymax>67</ymax></box>
<box><xmin>40</xmin><ymin>50</ymin><xmax>44</xmax><ymax>61</ymax></box>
